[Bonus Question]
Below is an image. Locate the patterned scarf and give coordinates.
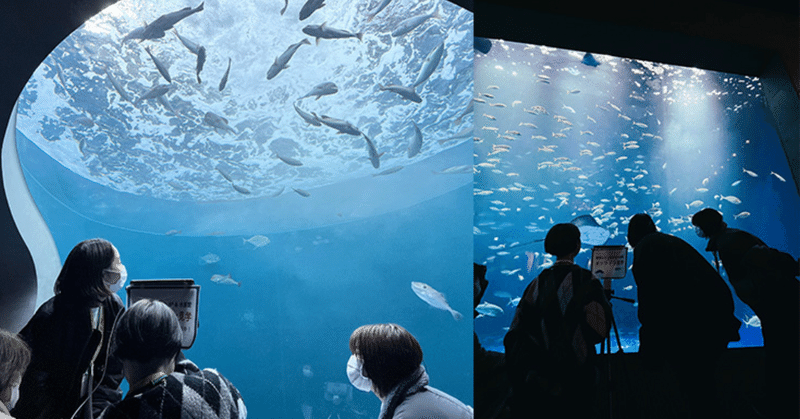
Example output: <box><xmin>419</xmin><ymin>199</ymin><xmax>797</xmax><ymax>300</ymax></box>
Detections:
<box><xmin>378</xmin><ymin>366</ymin><xmax>428</xmax><ymax>419</ymax></box>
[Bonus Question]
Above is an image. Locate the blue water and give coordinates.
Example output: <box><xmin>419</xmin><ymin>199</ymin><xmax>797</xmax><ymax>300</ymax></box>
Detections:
<box><xmin>473</xmin><ymin>40</ymin><xmax>800</xmax><ymax>354</ymax></box>
<box><xmin>18</xmin><ymin>131</ymin><xmax>473</xmax><ymax>417</ymax></box>
<box><xmin>13</xmin><ymin>0</ymin><xmax>475</xmax><ymax>416</ymax></box>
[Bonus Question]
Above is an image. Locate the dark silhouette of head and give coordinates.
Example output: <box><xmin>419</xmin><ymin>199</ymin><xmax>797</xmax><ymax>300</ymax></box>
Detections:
<box><xmin>348</xmin><ymin>323</ymin><xmax>422</xmax><ymax>398</ymax></box>
<box><xmin>692</xmin><ymin>208</ymin><xmax>725</xmax><ymax>238</ymax></box>
<box><xmin>112</xmin><ymin>299</ymin><xmax>182</xmax><ymax>365</ymax></box>
<box><xmin>627</xmin><ymin>213</ymin><xmax>658</xmax><ymax>248</ymax></box>
<box><xmin>544</xmin><ymin>223</ymin><xmax>581</xmax><ymax>257</ymax></box>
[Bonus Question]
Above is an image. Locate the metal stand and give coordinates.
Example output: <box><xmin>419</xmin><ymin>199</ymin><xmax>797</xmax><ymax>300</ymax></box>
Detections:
<box><xmin>600</xmin><ymin>278</ymin><xmax>636</xmax><ymax>419</ymax></box>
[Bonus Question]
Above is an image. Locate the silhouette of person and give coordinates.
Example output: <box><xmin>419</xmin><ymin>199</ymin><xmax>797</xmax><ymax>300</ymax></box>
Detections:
<box><xmin>13</xmin><ymin>239</ymin><xmax>126</xmax><ymax>419</ymax></box>
<box><xmin>503</xmin><ymin>223</ymin><xmax>610</xmax><ymax>419</ymax></box>
<box><xmin>627</xmin><ymin>213</ymin><xmax>741</xmax><ymax>418</ymax></box>
<box><xmin>473</xmin><ymin>263</ymin><xmax>510</xmax><ymax>419</ymax></box>
<box><xmin>692</xmin><ymin>208</ymin><xmax>799</xmax><ymax>418</ymax></box>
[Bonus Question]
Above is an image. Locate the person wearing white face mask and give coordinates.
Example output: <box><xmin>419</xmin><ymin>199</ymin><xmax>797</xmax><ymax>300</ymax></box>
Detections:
<box><xmin>13</xmin><ymin>239</ymin><xmax>126</xmax><ymax>419</ymax></box>
<box><xmin>347</xmin><ymin>323</ymin><xmax>473</xmax><ymax>419</ymax></box>
<box><xmin>0</xmin><ymin>329</ymin><xmax>31</xmax><ymax>419</ymax></box>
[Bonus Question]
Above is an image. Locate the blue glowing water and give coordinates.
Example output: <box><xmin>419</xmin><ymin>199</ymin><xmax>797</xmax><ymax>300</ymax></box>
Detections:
<box><xmin>473</xmin><ymin>40</ymin><xmax>800</xmax><ymax>354</ymax></box>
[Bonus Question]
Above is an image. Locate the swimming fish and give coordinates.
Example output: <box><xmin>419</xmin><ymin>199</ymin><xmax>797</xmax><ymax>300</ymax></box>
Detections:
<box><xmin>232</xmin><ymin>184</ymin><xmax>250</xmax><ymax>194</ymax></box>
<box><xmin>378</xmin><ymin>83</ymin><xmax>421</xmax><ymax>103</ymax></box>
<box><xmin>299</xmin><ymin>81</ymin><xmax>338</xmax><ymax>100</ymax></box>
<box><xmin>392</xmin><ymin>10</ymin><xmax>441</xmax><ymax>37</ymax></box>
<box><xmin>267</xmin><ymin>39</ymin><xmax>311</xmax><ymax>80</ymax></box>
<box><xmin>719</xmin><ymin>195</ymin><xmax>742</xmax><ymax>205</ymax></box>
<box><xmin>743</xmin><ymin>314</ymin><xmax>761</xmax><ymax>328</ymax></box>
<box><xmin>134</xmin><ymin>84</ymin><xmax>170</xmax><ymax>106</ymax></box>
<box><xmin>411</xmin><ymin>281</ymin><xmax>463</xmax><ymax>320</ymax></box>
<box><xmin>210</xmin><ymin>273</ymin><xmax>240</xmax><ymax>287</ymax></box>
<box><xmin>408</xmin><ymin>121</ymin><xmax>423</xmax><ymax>158</ymax></box>
<box><xmin>200</xmin><ymin>253</ymin><xmax>220</xmax><ymax>264</ymax></box>
<box><xmin>372</xmin><ymin>166</ymin><xmax>404</xmax><ymax>177</ymax></box>
<box><xmin>293</xmin><ymin>102</ymin><xmax>321</xmax><ymax>126</ymax></box>
<box><xmin>137</xmin><ymin>2</ymin><xmax>205</xmax><ymax>40</ymax></box>
<box><xmin>276</xmin><ymin>153</ymin><xmax>303</xmax><ymax>166</ymax></box>
<box><xmin>363</xmin><ymin>133</ymin><xmax>383</xmax><ymax>169</ymax></box>
<box><xmin>413</xmin><ymin>40</ymin><xmax>445</xmax><ymax>87</ymax></box>
<box><xmin>195</xmin><ymin>46</ymin><xmax>206</xmax><ymax>83</ymax></box>
<box><xmin>314</xmin><ymin>113</ymin><xmax>361</xmax><ymax>135</ymax></box>
<box><xmin>770</xmin><ymin>171</ymin><xmax>786</xmax><ymax>182</ymax></box>
<box><xmin>299</xmin><ymin>0</ymin><xmax>325</xmax><ymax>20</ymax></box>
<box><xmin>144</xmin><ymin>48</ymin><xmax>172</xmax><ymax>83</ymax></box>
<box><xmin>293</xmin><ymin>188</ymin><xmax>311</xmax><ymax>197</ymax></box>
<box><xmin>366</xmin><ymin>0</ymin><xmax>391</xmax><ymax>21</ymax></box>
<box><xmin>685</xmin><ymin>200</ymin><xmax>704</xmax><ymax>209</ymax></box>
<box><xmin>204</xmin><ymin>111</ymin><xmax>236</xmax><ymax>134</ymax></box>
<box><xmin>302</xmin><ymin>23</ymin><xmax>363</xmax><ymax>43</ymax></box>
<box><xmin>475</xmin><ymin>301</ymin><xmax>504</xmax><ymax>318</ymax></box>
<box><xmin>219</xmin><ymin>57</ymin><xmax>231</xmax><ymax>91</ymax></box>
<box><xmin>244</xmin><ymin>235</ymin><xmax>270</xmax><ymax>247</ymax></box>
<box><xmin>733</xmin><ymin>211</ymin><xmax>751</xmax><ymax>219</ymax></box>
<box><xmin>743</xmin><ymin>168</ymin><xmax>758</xmax><ymax>177</ymax></box>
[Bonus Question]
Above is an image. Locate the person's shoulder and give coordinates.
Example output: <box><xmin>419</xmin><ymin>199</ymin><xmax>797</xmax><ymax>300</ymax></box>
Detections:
<box><xmin>402</xmin><ymin>386</ymin><xmax>473</xmax><ymax>416</ymax></box>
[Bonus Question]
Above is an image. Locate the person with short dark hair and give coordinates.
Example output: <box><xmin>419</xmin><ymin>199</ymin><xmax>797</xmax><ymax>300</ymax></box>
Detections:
<box><xmin>347</xmin><ymin>323</ymin><xmax>473</xmax><ymax>419</ymax></box>
<box><xmin>0</xmin><ymin>330</ymin><xmax>31</xmax><ymax>419</ymax></box>
<box><xmin>13</xmin><ymin>238</ymin><xmax>126</xmax><ymax>419</ymax></box>
<box><xmin>692</xmin><ymin>208</ymin><xmax>799</xmax><ymax>418</ymax></box>
<box><xmin>99</xmin><ymin>299</ymin><xmax>246</xmax><ymax>419</ymax></box>
<box><xmin>628</xmin><ymin>213</ymin><xmax>740</xmax><ymax>418</ymax></box>
<box><xmin>503</xmin><ymin>223</ymin><xmax>611</xmax><ymax>418</ymax></box>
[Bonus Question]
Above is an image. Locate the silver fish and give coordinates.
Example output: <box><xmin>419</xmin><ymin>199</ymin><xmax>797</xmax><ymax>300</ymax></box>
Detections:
<box><xmin>267</xmin><ymin>39</ymin><xmax>311</xmax><ymax>80</ymax></box>
<box><xmin>210</xmin><ymin>273</ymin><xmax>240</xmax><ymax>287</ymax></box>
<box><xmin>204</xmin><ymin>111</ymin><xmax>236</xmax><ymax>134</ymax></box>
<box><xmin>232</xmin><ymin>184</ymin><xmax>251</xmax><ymax>194</ymax></box>
<box><xmin>299</xmin><ymin>0</ymin><xmax>325</xmax><ymax>20</ymax></box>
<box><xmin>476</xmin><ymin>301</ymin><xmax>504</xmax><ymax>317</ymax></box>
<box><xmin>302</xmin><ymin>23</ymin><xmax>363</xmax><ymax>44</ymax></box>
<box><xmin>413</xmin><ymin>40</ymin><xmax>444</xmax><ymax>87</ymax></box>
<box><xmin>392</xmin><ymin>10</ymin><xmax>441</xmax><ymax>37</ymax></box>
<box><xmin>411</xmin><ymin>281</ymin><xmax>463</xmax><ymax>320</ymax></box>
<box><xmin>196</xmin><ymin>46</ymin><xmax>206</xmax><ymax>83</ymax></box>
<box><xmin>173</xmin><ymin>28</ymin><xmax>201</xmax><ymax>54</ymax></box>
<box><xmin>293</xmin><ymin>102</ymin><xmax>321</xmax><ymax>126</ymax></box>
<box><xmin>103</xmin><ymin>67</ymin><xmax>131</xmax><ymax>102</ymax></box>
<box><xmin>299</xmin><ymin>81</ymin><xmax>338</xmax><ymax>100</ymax></box>
<box><xmin>314</xmin><ymin>113</ymin><xmax>361</xmax><ymax>135</ymax></box>
<box><xmin>145</xmin><ymin>47</ymin><xmax>171</xmax><ymax>83</ymax></box>
<box><xmin>378</xmin><ymin>84</ymin><xmax>421</xmax><ymax>103</ymax></box>
<box><xmin>292</xmin><ymin>187</ymin><xmax>311</xmax><ymax>197</ymax></box>
<box><xmin>216</xmin><ymin>167</ymin><xmax>234</xmax><ymax>182</ymax></box>
<box><xmin>276</xmin><ymin>153</ymin><xmax>303</xmax><ymax>166</ymax></box>
<box><xmin>134</xmin><ymin>84</ymin><xmax>170</xmax><ymax>106</ymax></box>
<box><xmin>366</xmin><ymin>0</ymin><xmax>391</xmax><ymax>21</ymax></box>
<box><xmin>244</xmin><ymin>235</ymin><xmax>270</xmax><ymax>247</ymax></box>
<box><xmin>363</xmin><ymin>133</ymin><xmax>382</xmax><ymax>169</ymax></box>
<box><xmin>219</xmin><ymin>57</ymin><xmax>231</xmax><ymax>91</ymax></box>
<box><xmin>139</xmin><ymin>2</ymin><xmax>205</xmax><ymax>40</ymax></box>
<box><xmin>408</xmin><ymin>121</ymin><xmax>422</xmax><ymax>158</ymax></box>
<box><xmin>372</xmin><ymin>166</ymin><xmax>404</xmax><ymax>177</ymax></box>
<box><xmin>200</xmin><ymin>253</ymin><xmax>220</xmax><ymax>264</ymax></box>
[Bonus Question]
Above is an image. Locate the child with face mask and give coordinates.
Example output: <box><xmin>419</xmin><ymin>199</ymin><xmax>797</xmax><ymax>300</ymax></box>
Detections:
<box><xmin>0</xmin><ymin>329</ymin><xmax>31</xmax><ymax>419</ymax></box>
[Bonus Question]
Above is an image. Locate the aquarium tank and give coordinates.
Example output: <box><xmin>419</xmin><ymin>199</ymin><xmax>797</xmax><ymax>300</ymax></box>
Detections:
<box><xmin>473</xmin><ymin>38</ymin><xmax>799</xmax><ymax>354</ymax></box>
<box><xmin>13</xmin><ymin>0</ymin><xmax>474</xmax><ymax>416</ymax></box>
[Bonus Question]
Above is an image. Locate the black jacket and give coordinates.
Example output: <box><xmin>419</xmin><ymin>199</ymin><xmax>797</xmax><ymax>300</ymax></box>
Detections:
<box><xmin>13</xmin><ymin>293</ymin><xmax>125</xmax><ymax>419</ymax></box>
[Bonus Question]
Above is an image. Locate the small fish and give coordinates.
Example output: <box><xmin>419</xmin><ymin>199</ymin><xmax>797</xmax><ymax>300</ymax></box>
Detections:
<box><xmin>210</xmin><ymin>273</ymin><xmax>240</xmax><ymax>287</ymax></box>
<box><xmin>137</xmin><ymin>2</ymin><xmax>205</xmax><ymax>40</ymax></box>
<box><xmin>204</xmin><ymin>111</ymin><xmax>236</xmax><ymax>134</ymax></box>
<box><xmin>232</xmin><ymin>184</ymin><xmax>251</xmax><ymax>195</ymax></box>
<box><xmin>195</xmin><ymin>46</ymin><xmax>206</xmax><ymax>83</ymax></box>
<box><xmin>733</xmin><ymin>211</ymin><xmax>751</xmax><ymax>219</ymax></box>
<box><xmin>144</xmin><ymin>47</ymin><xmax>171</xmax><ymax>83</ymax></box>
<box><xmin>219</xmin><ymin>57</ymin><xmax>231</xmax><ymax>91</ymax></box>
<box><xmin>281</xmin><ymin>0</ymin><xmax>289</xmax><ymax>15</ymax></box>
<box><xmin>743</xmin><ymin>168</ymin><xmax>758</xmax><ymax>177</ymax></box>
<box><xmin>366</xmin><ymin>0</ymin><xmax>391</xmax><ymax>21</ymax></box>
<box><xmin>314</xmin><ymin>113</ymin><xmax>361</xmax><ymax>135</ymax></box>
<box><xmin>408</xmin><ymin>121</ymin><xmax>423</xmax><ymax>158</ymax></box>
<box><xmin>244</xmin><ymin>235</ymin><xmax>270</xmax><ymax>247</ymax></box>
<box><xmin>276</xmin><ymin>153</ymin><xmax>303</xmax><ymax>166</ymax></box>
<box><xmin>685</xmin><ymin>200</ymin><xmax>704</xmax><ymax>209</ymax></box>
<box><xmin>623</xmin><ymin>285</ymin><xmax>633</xmax><ymax>291</ymax></box>
<box><xmin>165</xmin><ymin>229</ymin><xmax>181</xmax><ymax>236</ymax></box>
<box><xmin>378</xmin><ymin>83</ymin><xmax>421</xmax><ymax>103</ymax></box>
<box><xmin>299</xmin><ymin>0</ymin><xmax>325</xmax><ymax>20</ymax></box>
<box><xmin>702</xmin><ymin>177</ymin><xmax>710</xmax><ymax>186</ymax></box>
<box><xmin>742</xmin><ymin>314</ymin><xmax>761</xmax><ymax>328</ymax></box>
<box><xmin>299</xmin><ymin>81</ymin><xmax>338</xmax><ymax>100</ymax></box>
<box><xmin>267</xmin><ymin>39</ymin><xmax>311</xmax><ymax>80</ymax></box>
<box><xmin>719</xmin><ymin>195</ymin><xmax>742</xmax><ymax>205</ymax></box>
<box><xmin>293</xmin><ymin>187</ymin><xmax>311</xmax><ymax>197</ymax></box>
<box><xmin>134</xmin><ymin>84</ymin><xmax>170</xmax><ymax>106</ymax></box>
<box><xmin>475</xmin><ymin>301</ymin><xmax>504</xmax><ymax>318</ymax></box>
<box><xmin>411</xmin><ymin>281</ymin><xmax>463</xmax><ymax>320</ymax></box>
<box><xmin>770</xmin><ymin>171</ymin><xmax>786</xmax><ymax>182</ymax></box>
<box><xmin>302</xmin><ymin>22</ymin><xmax>363</xmax><ymax>43</ymax></box>
<box><xmin>293</xmin><ymin>102</ymin><xmax>321</xmax><ymax>126</ymax></box>
<box><xmin>372</xmin><ymin>166</ymin><xmax>404</xmax><ymax>177</ymax></box>
<box><xmin>363</xmin><ymin>133</ymin><xmax>383</xmax><ymax>169</ymax></box>
<box><xmin>200</xmin><ymin>253</ymin><xmax>220</xmax><ymax>264</ymax></box>
<box><xmin>731</xmin><ymin>180</ymin><xmax>742</xmax><ymax>186</ymax></box>
<box><xmin>392</xmin><ymin>10</ymin><xmax>441</xmax><ymax>37</ymax></box>
<box><xmin>413</xmin><ymin>40</ymin><xmax>445</xmax><ymax>87</ymax></box>
<box><xmin>173</xmin><ymin>28</ymin><xmax>201</xmax><ymax>54</ymax></box>
<box><xmin>217</xmin><ymin>167</ymin><xmax>234</xmax><ymax>182</ymax></box>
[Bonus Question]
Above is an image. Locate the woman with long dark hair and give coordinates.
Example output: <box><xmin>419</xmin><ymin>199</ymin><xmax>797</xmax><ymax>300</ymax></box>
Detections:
<box><xmin>13</xmin><ymin>238</ymin><xmax>127</xmax><ymax>419</ymax></box>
